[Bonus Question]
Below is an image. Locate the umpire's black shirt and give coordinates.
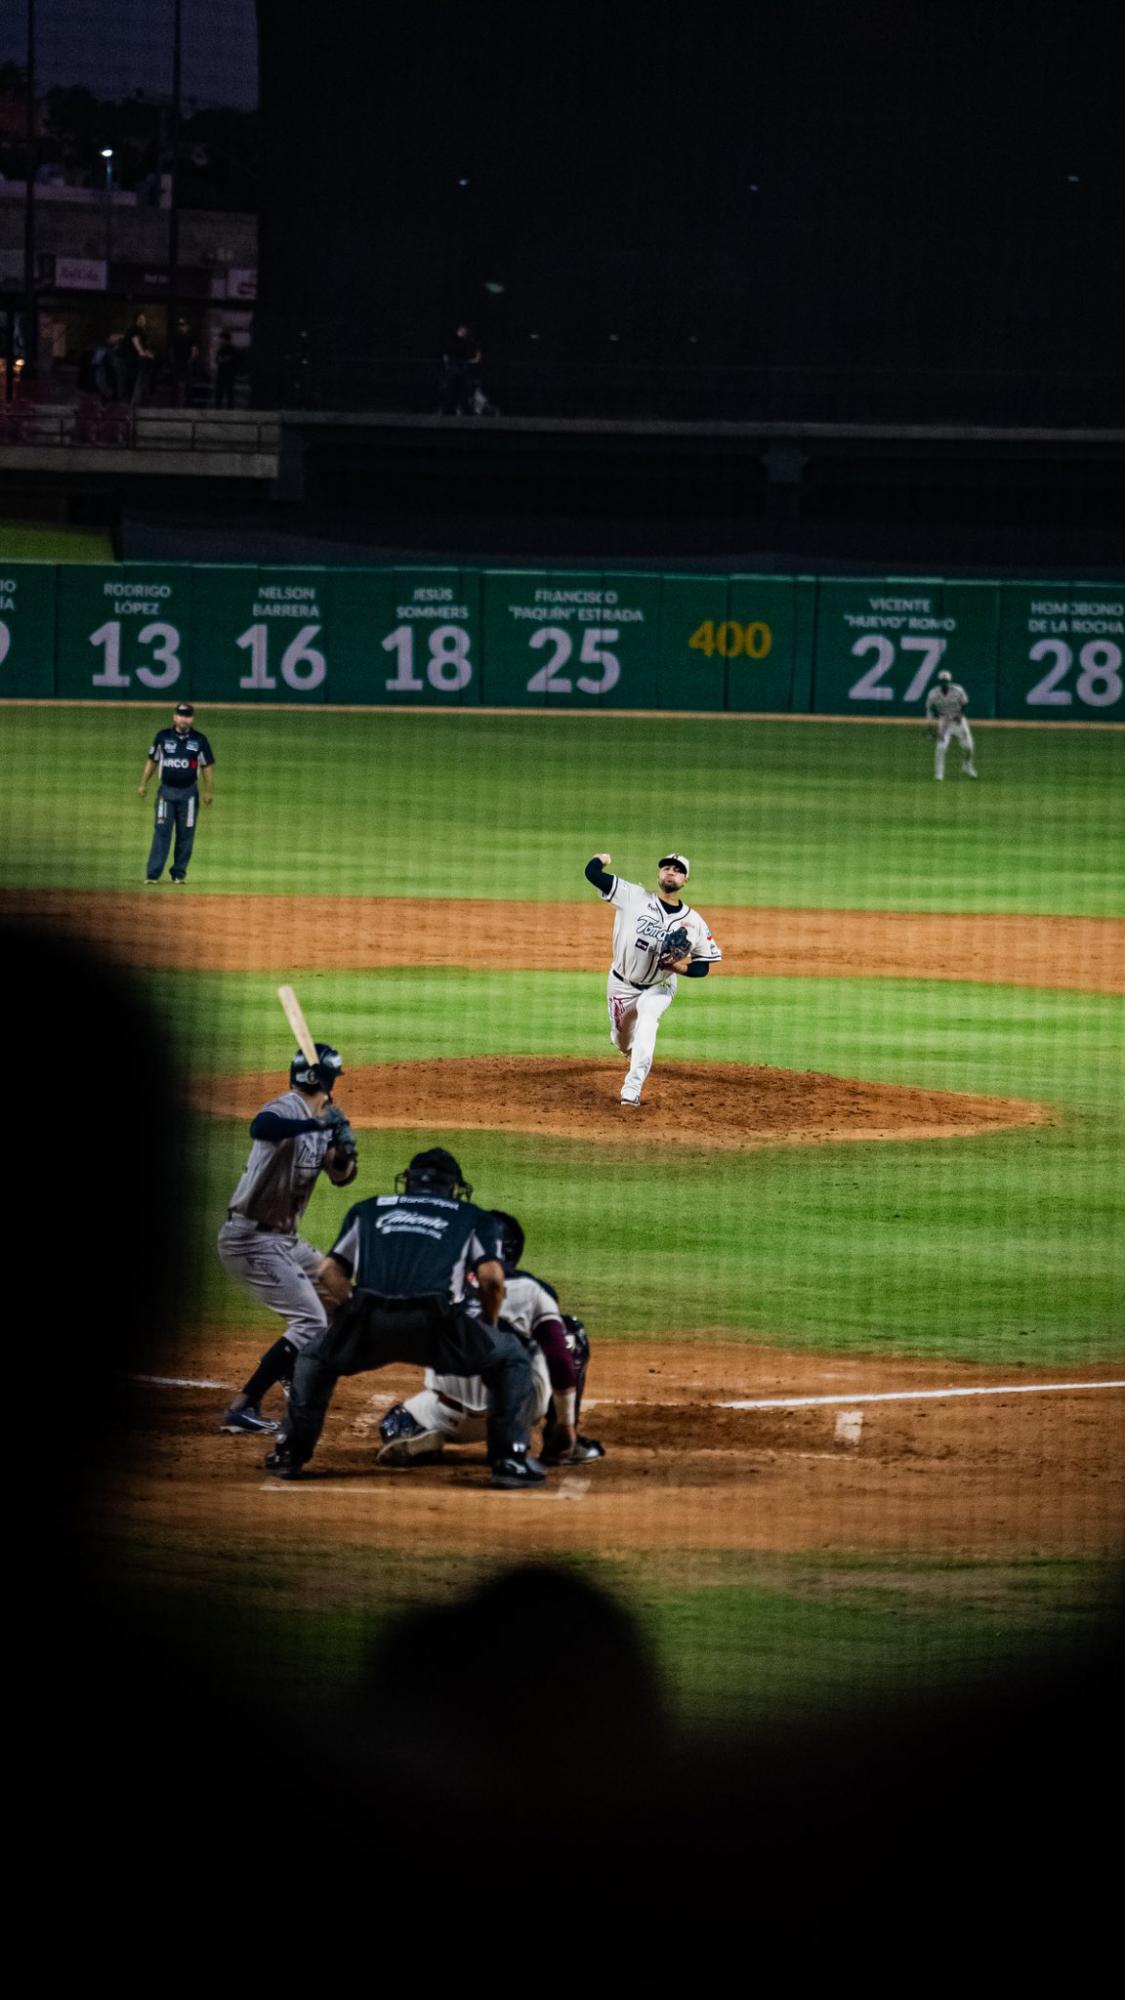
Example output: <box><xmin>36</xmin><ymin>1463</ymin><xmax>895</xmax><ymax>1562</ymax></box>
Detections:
<box><xmin>329</xmin><ymin>1194</ymin><xmax>504</xmax><ymax>1303</ymax></box>
<box><xmin>148</xmin><ymin>727</ymin><xmax>214</xmax><ymax>790</ymax></box>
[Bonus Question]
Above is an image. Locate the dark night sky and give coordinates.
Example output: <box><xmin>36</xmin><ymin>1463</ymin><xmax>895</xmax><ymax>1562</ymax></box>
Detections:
<box><xmin>250</xmin><ymin>0</ymin><xmax>1122</xmax><ymax>408</ymax></box>
<box><xmin>1</xmin><ymin>0</ymin><xmax>258</xmax><ymax>108</ymax></box>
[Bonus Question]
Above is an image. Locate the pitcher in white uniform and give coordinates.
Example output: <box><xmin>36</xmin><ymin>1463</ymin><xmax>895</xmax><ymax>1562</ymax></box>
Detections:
<box><xmin>584</xmin><ymin>851</ymin><xmax>722</xmax><ymax>1105</ymax></box>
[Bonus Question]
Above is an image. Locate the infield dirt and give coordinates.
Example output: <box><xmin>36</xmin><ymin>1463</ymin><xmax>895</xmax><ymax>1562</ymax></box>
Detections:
<box><xmin>4</xmin><ymin>889</ymin><xmax>1123</xmax><ymax>991</ymax></box>
<box><xmin>115</xmin><ymin>1340</ymin><xmax>1125</xmax><ymax>1577</ymax></box>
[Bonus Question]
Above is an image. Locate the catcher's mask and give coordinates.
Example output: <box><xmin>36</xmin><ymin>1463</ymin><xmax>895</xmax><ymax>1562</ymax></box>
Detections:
<box><xmin>397</xmin><ymin>1147</ymin><xmax>472</xmax><ymax>1201</ymax></box>
<box><xmin>490</xmin><ymin>1209</ymin><xmax>525</xmax><ymax>1270</ymax></box>
<box><xmin>290</xmin><ymin>1042</ymin><xmax>343</xmax><ymax>1094</ymax></box>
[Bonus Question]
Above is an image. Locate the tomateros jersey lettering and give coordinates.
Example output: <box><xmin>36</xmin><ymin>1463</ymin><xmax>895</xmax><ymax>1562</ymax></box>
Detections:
<box><xmin>148</xmin><ymin>728</ymin><xmax>215</xmax><ymax>788</ymax></box>
<box><xmin>330</xmin><ymin>1194</ymin><xmax>503</xmax><ymax>1303</ymax></box>
<box><xmin>227</xmin><ymin>1089</ymin><xmax>333</xmax><ymax>1233</ymax></box>
<box><xmin>599</xmin><ymin>873</ymin><xmax>721</xmax><ymax>989</ymax></box>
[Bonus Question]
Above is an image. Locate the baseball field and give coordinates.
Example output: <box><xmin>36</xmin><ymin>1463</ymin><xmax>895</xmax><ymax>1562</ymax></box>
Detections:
<box><xmin>2</xmin><ymin>703</ymin><xmax>1123</xmax><ymax>1729</ymax></box>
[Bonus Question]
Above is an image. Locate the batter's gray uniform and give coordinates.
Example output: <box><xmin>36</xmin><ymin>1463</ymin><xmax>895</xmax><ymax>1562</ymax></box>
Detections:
<box><xmin>598</xmin><ymin>876</ymin><xmax>721</xmax><ymax>1102</ymax></box>
<box><xmin>926</xmin><ymin>680</ymin><xmax>978</xmax><ymax>780</ymax></box>
<box><xmin>217</xmin><ymin>1089</ymin><xmax>337</xmax><ymax>1350</ymax></box>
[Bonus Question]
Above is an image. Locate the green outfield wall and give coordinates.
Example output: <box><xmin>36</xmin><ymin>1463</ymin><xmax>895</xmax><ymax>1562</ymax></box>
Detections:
<box><xmin>2</xmin><ymin>566</ymin><xmax>1122</xmax><ymax>720</ymax></box>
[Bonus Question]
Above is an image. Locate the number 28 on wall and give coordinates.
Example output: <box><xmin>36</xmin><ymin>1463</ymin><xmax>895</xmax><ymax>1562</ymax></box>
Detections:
<box><xmin>1026</xmin><ymin>640</ymin><xmax>1122</xmax><ymax>708</ymax></box>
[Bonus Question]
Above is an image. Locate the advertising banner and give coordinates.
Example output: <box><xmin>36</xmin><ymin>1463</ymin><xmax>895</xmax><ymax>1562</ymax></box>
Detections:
<box><xmin>0</xmin><ymin>564</ymin><xmax>56</xmax><ymax>697</ymax></box>
<box><xmin>812</xmin><ymin>580</ymin><xmax>999</xmax><ymax>717</ymax></box>
<box><xmin>725</xmin><ymin>576</ymin><xmax>800</xmax><ymax>712</ymax></box>
<box><xmin>995</xmin><ymin>583</ymin><xmax>1125</xmax><ymax>721</ymax></box>
<box><xmin>189</xmin><ymin>567</ymin><xmax>328</xmax><ymax>702</ymax></box>
<box><xmin>55</xmin><ymin>564</ymin><xmax>194</xmax><ymax>700</ymax></box>
<box><xmin>328</xmin><ymin>568</ymin><xmax>482</xmax><ymax>705</ymax></box>
<box><xmin>481</xmin><ymin>571</ymin><xmax>661</xmax><ymax>707</ymax></box>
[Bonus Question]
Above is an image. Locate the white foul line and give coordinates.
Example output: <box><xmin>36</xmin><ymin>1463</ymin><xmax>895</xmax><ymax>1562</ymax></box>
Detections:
<box><xmin>131</xmin><ymin>1373</ymin><xmax>230</xmax><ymax>1390</ymax></box>
<box><xmin>131</xmin><ymin>1374</ymin><xmax>1125</xmax><ymax>1412</ymax></box>
<box><xmin>715</xmin><ymin>1379</ymin><xmax>1125</xmax><ymax>1412</ymax></box>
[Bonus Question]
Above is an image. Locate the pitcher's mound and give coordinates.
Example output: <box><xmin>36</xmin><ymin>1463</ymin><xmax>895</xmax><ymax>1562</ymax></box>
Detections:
<box><xmin>199</xmin><ymin>1057</ymin><xmax>1049</xmax><ymax>1150</ymax></box>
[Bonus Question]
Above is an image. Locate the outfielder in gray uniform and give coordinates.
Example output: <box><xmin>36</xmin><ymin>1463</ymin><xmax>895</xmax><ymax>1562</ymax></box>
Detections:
<box><xmin>925</xmin><ymin>670</ymin><xmax>978</xmax><ymax>780</ymax></box>
<box><xmin>217</xmin><ymin>1040</ymin><xmax>358</xmax><ymax>1434</ymax></box>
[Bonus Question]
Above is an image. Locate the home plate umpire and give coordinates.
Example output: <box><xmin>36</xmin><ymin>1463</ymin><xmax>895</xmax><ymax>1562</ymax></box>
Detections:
<box><xmin>266</xmin><ymin>1148</ymin><xmax>545</xmax><ymax>1489</ymax></box>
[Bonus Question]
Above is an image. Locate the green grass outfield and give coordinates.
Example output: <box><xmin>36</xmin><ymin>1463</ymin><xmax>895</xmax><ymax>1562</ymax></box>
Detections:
<box><xmin>2</xmin><ymin>704</ymin><xmax>1123</xmax><ymax>912</ymax></box>
<box><xmin>5</xmin><ymin>704</ymin><xmax>1124</xmax><ymax>1720</ymax></box>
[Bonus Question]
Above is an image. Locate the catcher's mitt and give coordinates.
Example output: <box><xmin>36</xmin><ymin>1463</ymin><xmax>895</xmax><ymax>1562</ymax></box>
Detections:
<box><xmin>657</xmin><ymin>924</ymin><xmax>692</xmax><ymax>970</ymax></box>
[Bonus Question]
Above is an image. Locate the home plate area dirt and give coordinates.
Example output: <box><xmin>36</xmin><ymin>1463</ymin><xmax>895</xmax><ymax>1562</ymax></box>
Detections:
<box><xmin>112</xmin><ymin>1339</ymin><xmax>1125</xmax><ymax>1569</ymax></box>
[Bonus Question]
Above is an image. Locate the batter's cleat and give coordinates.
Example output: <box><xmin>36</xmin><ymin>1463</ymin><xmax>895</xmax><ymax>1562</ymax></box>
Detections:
<box><xmin>264</xmin><ymin>1447</ymin><xmax>305</xmax><ymax>1480</ymax></box>
<box><xmin>542</xmin><ymin>1434</ymin><xmax>605</xmax><ymax>1465</ymax></box>
<box><xmin>490</xmin><ymin>1453</ymin><xmax>547</xmax><ymax>1490</ymax></box>
<box><xmin>220</xmin><ymin>1403</ymin><xmax>278</xmax><ymax>1434</ymax></box>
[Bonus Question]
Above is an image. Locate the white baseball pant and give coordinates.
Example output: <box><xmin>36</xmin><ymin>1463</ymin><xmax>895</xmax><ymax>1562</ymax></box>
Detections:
<box><xmin>401</xmin><ymin>1344</ymin><xmax>552</xmax><ymax>1445</ymax></box>
<box><xmin>607</xmin><ymin>973</ymin><xmax>674</xmax><ymax>1100</ymax></box>
<box><xmin>934</xmin><ymin>719</ymin><xmax>976</xmax><ymax>779</ymax></box>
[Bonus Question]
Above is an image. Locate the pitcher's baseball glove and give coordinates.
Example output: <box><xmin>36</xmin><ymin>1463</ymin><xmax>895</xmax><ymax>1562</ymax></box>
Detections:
<box><xmin>657</xmin><ymin>925</ymin><xmax>692</xmax><ymax>969</ymax></box>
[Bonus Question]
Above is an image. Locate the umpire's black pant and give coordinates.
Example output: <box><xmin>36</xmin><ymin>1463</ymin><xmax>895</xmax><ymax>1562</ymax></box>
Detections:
<box><xmin>282</xmin><ymin>1292</ymin><xmax>535</xmax><ymax>1467</ymax></box>
<box><xmin>146</xmin><ymin>784</ymin><xmax>199</xmax><ymax>881</ymax></box>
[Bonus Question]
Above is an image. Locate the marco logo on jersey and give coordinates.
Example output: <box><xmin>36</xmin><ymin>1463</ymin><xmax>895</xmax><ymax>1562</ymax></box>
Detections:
<box><xmin>161</xmin><ymin>753</ymin><xmax>198</xmax><ymax>770</ymax></box>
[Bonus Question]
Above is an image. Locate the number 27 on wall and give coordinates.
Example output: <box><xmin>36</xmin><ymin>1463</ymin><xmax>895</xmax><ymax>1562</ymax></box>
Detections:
<box><xmin>848</xmin><ymin>635</ymin><xmax>947</xmax><ymax>701</ymax></box>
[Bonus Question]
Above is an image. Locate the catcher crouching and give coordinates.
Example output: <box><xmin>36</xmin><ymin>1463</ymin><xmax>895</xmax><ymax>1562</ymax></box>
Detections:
<box><xmin>378</xmin><ymin>1209</ymin><xmax>604</xmax><ymax>1469</ymax></box>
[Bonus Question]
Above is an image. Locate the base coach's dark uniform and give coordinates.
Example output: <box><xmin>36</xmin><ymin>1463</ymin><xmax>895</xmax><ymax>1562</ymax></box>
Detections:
<box><xmin>271</xmin><ymin>1150</ymin><xmax>542</xmax><ymax>1487</ymax></box>
<box><xmin>144</xmin><ymin>715</ymin><xmax>214</xmax><ymax>883</ymax></box>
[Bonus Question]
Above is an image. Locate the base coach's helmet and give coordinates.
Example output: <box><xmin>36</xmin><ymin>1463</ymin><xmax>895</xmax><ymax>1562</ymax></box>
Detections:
<box><xmin>490</xmin><ymin>1210</ymin><xmax>525</xmax><ymax>1270</ymax></box>
<box><xmin>396</xmin><ymin>1147</ymin><xmax>473</xmax><ymax>1201</ymax></box>
<box><xmin>290</xmin><ymin>1043</ymin><xmax>344</xmax><ymax>1093</ymax></box>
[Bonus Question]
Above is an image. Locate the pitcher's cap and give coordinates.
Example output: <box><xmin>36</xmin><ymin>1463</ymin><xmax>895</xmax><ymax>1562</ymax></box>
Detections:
<box><xmin>659</xmin><ymin>853</ymin><xmax>690</xmax><ymax>877</ymax></box>
<box><xmin>174</xmin><ymin>701</ymin><xmax>195</xmax><ymax>715</ymax></box>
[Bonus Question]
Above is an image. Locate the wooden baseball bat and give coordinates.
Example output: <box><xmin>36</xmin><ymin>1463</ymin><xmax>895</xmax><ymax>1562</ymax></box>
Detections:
<box><xmin>277</xmin><ymin>984</ymin><xmax>318</xmax><ymax>1068</ymax></box>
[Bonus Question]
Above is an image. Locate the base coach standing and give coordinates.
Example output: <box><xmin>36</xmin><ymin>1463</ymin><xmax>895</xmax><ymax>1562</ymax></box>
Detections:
<box><xmin>138</xmin><ymin>701</ymin><xmax>214</xmax><ymax>884</ymax></box>
<box><xmin>267</xmin><ymin>1148</ymin><xmax>545</xmax><ymax>1489</ymax></box>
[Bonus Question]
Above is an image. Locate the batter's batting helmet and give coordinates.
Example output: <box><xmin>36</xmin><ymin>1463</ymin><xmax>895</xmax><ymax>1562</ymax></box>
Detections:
<box><xmin>290</xmin><ymin>1042</ymin><xmax>344</xmax><ymax>1093</ymax></box>
<box><xmin>396</xmin><ymin>1147</ymin><xmax>473</xmax><ymax>1201</ymax></box>
<box><xmin>490</xmin><ymin>1209</ymin><xmax>525</xmax><ymax>1270</ymax></box>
